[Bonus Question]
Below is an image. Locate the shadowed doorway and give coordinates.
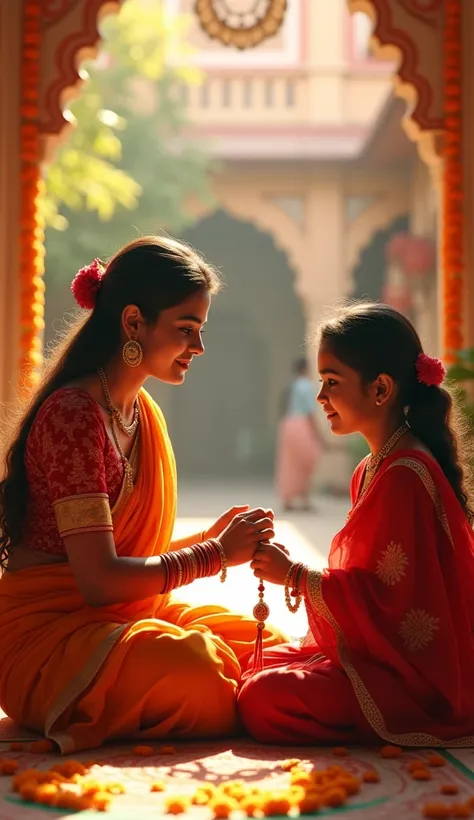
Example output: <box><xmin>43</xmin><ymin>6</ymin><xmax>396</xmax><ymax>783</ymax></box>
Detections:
<box><xmin>149</xmin><ymin>210</ymin><xmax>306</xmax><ymax>478</ymax></box>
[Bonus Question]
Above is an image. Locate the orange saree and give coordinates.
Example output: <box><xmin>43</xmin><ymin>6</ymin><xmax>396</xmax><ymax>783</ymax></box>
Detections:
<box><xmin>0</xmin><ymin>390</ymin><xmax>283</xmax><ymax>753</ymax></box>
<box><xmin>239</xmin><ymin>450</ymin><xmax>474</xmax><ymax>746</ymax></box>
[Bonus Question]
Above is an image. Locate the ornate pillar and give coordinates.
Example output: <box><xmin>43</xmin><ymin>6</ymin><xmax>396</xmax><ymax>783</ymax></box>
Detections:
<box><xmin>0</xmin><ymin>2</ymin><xmax>23</xmax><ymax>403</ymax></box>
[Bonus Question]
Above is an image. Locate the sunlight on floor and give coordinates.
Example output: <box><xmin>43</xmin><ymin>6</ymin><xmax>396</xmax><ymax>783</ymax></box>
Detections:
<box><xmin>172</xmin><ymin>518</ymin><xmax>327</xmax><ymax>639</ymax></box>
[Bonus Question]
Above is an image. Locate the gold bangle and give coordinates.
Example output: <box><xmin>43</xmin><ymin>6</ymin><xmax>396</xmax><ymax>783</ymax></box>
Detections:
<box><xmin>213</xmin><ymin>539</ymin><xmax>227</xmax><ymax>583</ymax></box>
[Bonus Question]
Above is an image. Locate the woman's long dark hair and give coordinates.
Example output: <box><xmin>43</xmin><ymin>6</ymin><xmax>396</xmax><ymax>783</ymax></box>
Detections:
<box><xmin>0</xmin><ymin>236</ymin><xmax>221</xmax><ymax>568</ymax></box>
<box><xmin>317</xmin><ymin>302</ymin><xmax>474</xmax><ymax>523</ymax></box>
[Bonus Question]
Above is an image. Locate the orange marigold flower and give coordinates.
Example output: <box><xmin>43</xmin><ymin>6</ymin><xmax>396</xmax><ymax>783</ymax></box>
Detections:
<box><xmin>363</xmin><ymin>770</ymin><xmax>380</xmax><ymax>784</ymax></box>
<box><xmin>290</xmin><ymin>770</ymin><xmax>312</xmax><ymax>786</ymax></box>
<box><xmin>158</xmin><ymin>745</ymin><xmax>176</xmax><ymax>755</ymax></box>
<box><xmin>105</xmin><ymin>782</ymin><xmax>125</xmax><ymax>794</ymax></box>
<box><xmin>338</xmin><ymin>776</ymin><xmax>361</xmax><ymax>796</ymax></box>
<box><xmin>19</xmin><ymin>780</ymin><xmax>39</xmax><ymax>802</ymax></box>
<box><xmin>281</xmin><ymin>758</ymin><xmax>301</xmax><ymax>771</ymax></box>
<box><xmin>90</xmin><ymin>791</ymin><xmax>112</xmax><ymax>812</ymax></box>
<box><xmin>261</xmin><ymin>795</ymin><xmax>292</xmax><ymax>816</ymax></box>
<box><xmin>381</xmin><ymin>745</ymin><xmax>403</xmax><ymax>759</ymax></box>
<box><xmin>208</xmin><ymin>797</ymin><xmax>237</xmax><ymax>818</ymax></box>
<box><xmin>408</xmin><ymin>759</ymin><xmax>426</xmax><ymax>772</ymax></box>
<box><xmin>82</xmin><ymin>780</ymin><xmax>104</xmax><ymax>796</ymax></box>
<box><xmin>428</xmin><ymin>754</ymin><xmax>447</xmax><ymax>768</ymax></box>
<box><xmin>33</xmin><ymin>783</ymin><xmax>58</xmax><ymax>806</ymax></box>
<box><xmin>422</xmin><ymin>803</ymin><xmax>452</xmax><ymax>819</ymax></box>
<box><xmin>28</xmin><ymin>739</ymin><xmax>54</xmax><ymax>754</ymax></box>
<box><xmin>241</xmin><ymin>796</ymin><xmax>262</xmax><ymax>817</ymax></box>
<box><xmin>12</xmin><ymin>769</ymin><xmax>40</xmax><ymax>791</ymax></box>
<box><xmin>322</xmin><ymin>787</ymin><xmax>347</xmax><ymax>808</ymax></box>
<box><xmin>133</xmin><ymin>745</ymin><xmax>155</xmax><ymax>757</ymax></box>
<box><xmin>412</xmin><ymin>768</ymin><xmax>432</xmax><ymax>781</ymax></box>
<box><xmin>165</xmin><ymin>796</ymin><xmax>191</xmax><ymax>814</ymax></box>
<box><xmin>0</xmin><ymin>759</ymin><xmax>19</xmax><ymax>775</ymax></box>
<box><xmin>298</xmin><ymin>794</ymin><xmax>321</xmax><ymax>814</ymax></box>
<box><xmin>55</xmin><ymin>791</ymin><xmax>85</xmax><ymax>811</ymax></box>
<box><xmin>332</xmin><ymin>747</ymin><xmax>349</xmax><ymax>757</ymax></box>
<box><xmin>440</xmin><ymin>784</ymin><xmax>459</xmax><ymax>795</ymax></box>
<box><xmin>151</xmin><ymin>780</ymin><xmax>166</xmax><ymax>793</ymax></box>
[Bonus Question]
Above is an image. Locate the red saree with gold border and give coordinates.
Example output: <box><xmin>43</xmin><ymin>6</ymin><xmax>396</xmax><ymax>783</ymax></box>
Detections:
<box><xmin>239</xmin><ymin>450</ymin><xmax>474</xmax><ymax>746</ymax></box>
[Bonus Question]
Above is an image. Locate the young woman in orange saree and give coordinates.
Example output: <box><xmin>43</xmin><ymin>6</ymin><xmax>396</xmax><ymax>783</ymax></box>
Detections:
<box><xmin>239</xmin><ymin>303</ymin><xmax>474</xmax><ymax>746</ymax></box>
<box><xmin>0</xmin><ymin>237</ymin><xmax>284</xmax><ymax>753</ymax></box>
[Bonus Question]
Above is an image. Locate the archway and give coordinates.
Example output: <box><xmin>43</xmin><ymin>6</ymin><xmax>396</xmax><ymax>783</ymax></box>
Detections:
<box><xmin>352</xmin><ymin>214</ymin><xmax>410</xmax><ymax>302</ymax></box>
<box><xmin>147</xmin><ymin>210</ymin><xmax>306</xmax><ymax>479</ymax></box>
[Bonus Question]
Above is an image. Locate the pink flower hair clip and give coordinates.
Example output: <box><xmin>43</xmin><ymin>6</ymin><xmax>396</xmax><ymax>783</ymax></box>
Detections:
<box><xmin>71</xmin><ymin>258</ymin><xmax>106</xmax><ymax>310</ymax></box>
<box><xmin>415</xmin><ymin>352</ymin><xmax>446</xmax><ymax>388</ymax></box>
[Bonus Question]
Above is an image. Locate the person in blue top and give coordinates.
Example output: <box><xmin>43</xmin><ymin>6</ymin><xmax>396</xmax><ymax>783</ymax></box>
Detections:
<box><xmin>276</xmin><ymin>358</ymin><xmax>323</xmax><ymax>511</ymax></box>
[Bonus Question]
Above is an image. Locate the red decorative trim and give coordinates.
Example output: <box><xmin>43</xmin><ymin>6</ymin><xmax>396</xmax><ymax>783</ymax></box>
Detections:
<box><xmin>19</xmin><ymin>0</ymin><xmax>45</xmax><ymax>392</ymax></box>
<box><xmin>441</xmin><ymin>0</ymin><xmax>463</xmax><ymax>362</ymax></box>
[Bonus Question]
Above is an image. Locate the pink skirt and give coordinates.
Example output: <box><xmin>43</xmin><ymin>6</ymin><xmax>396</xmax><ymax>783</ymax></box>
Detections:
<box><xmin>275</xmin><ymin>416</ymin><xmax>320</xmax><ymax>503</ymax></box>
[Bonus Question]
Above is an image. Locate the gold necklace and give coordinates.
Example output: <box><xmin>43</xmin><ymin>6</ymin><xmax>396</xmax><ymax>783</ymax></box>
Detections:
<box><xmin>98</xmin><ymin>369</ymin><xmax>136</xmax><ymax>495</ymax></box>
<box><xmin>359</xmin><ymin>422</ymin><xmax>409</xmax><ymax>498</ymax></box>
<box><xmin>98</xmin><ymin>368</ymin><xmax>140</xmax><ymax>437</ymax></box>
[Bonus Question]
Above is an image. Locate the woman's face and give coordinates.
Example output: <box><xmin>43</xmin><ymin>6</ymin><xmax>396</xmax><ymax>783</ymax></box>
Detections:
<box><xmin>141</xmin><ymin>289</ymin><xmax>211</xmax><ymax>385</ymax></box>
<box><xmin>317</xmin><ymin>339</ymin><xmax>379</xmax><ymax>436</ymax></box>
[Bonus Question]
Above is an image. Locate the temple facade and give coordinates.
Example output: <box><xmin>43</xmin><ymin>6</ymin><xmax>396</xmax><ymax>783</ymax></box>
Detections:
<box><xmin>0</xmin><ymin>0</ymin><xmax>465</xmax><ymax>483</ymax></box>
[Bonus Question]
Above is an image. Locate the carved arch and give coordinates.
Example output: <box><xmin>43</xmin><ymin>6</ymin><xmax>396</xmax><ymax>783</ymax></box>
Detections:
<box><xmin>190</xmin><ymin>191</ymin><xmax>308</xmax><ymax>302</ymax></box>
<box><xmin>347</xmin><ymin>0</ymin><xmax>444</xmax><ymax>167</ymax></box>
<box><xmin>39</xmin><ymin>0</ymin><xmax>124</xmax><ymax>162</ymax></box>
<box><xmin>347</xmin><ymin>192</ymin><xmax>409</xmax><ymax>273</ymax></box>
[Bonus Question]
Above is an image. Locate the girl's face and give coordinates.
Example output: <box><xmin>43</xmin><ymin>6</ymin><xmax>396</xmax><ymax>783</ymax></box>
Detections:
<box><xmin>140</xmin><ymin>289</ymin><xmax>211</xmax><ymax>385</ymax></box>
<box><xmin>317</xmin><ymin>339</ymin><xmax>379</xmax><ymax>437</ymax></box>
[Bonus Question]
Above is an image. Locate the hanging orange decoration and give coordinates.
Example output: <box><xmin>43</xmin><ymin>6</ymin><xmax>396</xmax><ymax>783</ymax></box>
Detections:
<box><xmin>441</xmin><ymin>0</ymin><xmax>463</xmax><ymax>363</ymax></box>
<box><xmin>18</xmin><ymin>0</ymin><xmax>45</xmax><ymax>393</ymax></box>
<box><xmin>195</xmin><ymin>0</ymin><xmax>287</xmax><ymax>50</ymax></box>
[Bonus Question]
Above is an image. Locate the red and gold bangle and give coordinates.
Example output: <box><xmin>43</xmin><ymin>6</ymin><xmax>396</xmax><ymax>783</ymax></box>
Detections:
<box><xmin>209</xmin><ymin>538</ymin><xmax>227</xmax><ymax>583</ymax></box>
<box><xmin>284</xmin><ymin>561</ymin><xmax>307</xmax><ymax>613</ymax></box>
<box><xmin>160</xmin><ymin>540</ymin><xmax>226</xmax><ymax>593</ymax></box>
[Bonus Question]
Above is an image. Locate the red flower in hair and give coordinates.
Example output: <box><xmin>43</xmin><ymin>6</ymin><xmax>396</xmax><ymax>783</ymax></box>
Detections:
<box><xmin>71</xmin><ymin>258</ymin><xmax>105</xmax><ymax>309</ymax></box>
<box><xmin>415</xmin><ymin>352</ymin><xmax>446</xmax><ymax>387</ymax></box>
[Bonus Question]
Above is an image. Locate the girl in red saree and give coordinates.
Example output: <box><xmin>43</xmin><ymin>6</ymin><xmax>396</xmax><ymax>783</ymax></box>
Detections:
<box><xmin>0</xmin><ymin>236</ymin><xmax>284</xmax><ymax>753</ymax></box>
<box><xmin>238</xmin><ymin>303</ymin><xmax>474</xmax><ymax>747</ymax></box>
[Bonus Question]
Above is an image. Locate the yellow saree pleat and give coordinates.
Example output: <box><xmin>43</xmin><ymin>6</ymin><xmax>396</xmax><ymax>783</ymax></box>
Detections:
<box><xmin>0</xmin><ymin>391</ymin><xmax>284</xmax><ymax>753</ymax></box>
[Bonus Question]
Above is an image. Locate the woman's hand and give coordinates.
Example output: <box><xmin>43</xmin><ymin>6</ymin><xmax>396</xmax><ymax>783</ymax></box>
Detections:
<box><xmin>204</xmin><ymin>505</ymin><xmax>250</xmax><ymax>540</ymax></box>
<box><xmin>250</xmin><ymin>542</ymin><xmax>294</xmax><ymax>585</ymax></box>
<box><xmin>219</xmin><ymin>508</ymin><xmax>275</xmax><ymax>567</ymax></box>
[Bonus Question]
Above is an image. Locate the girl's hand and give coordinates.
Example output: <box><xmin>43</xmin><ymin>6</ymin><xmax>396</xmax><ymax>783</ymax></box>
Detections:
<box><xmin>250</xmin><ymin>542</ymin><xmax>294</xmax><ymax>585</ymax></box>
<box><xmin>219</xmin><ymin>508</ymin><xmax>275</xmax><ymax>567</ymax></box>
<box><xmin>204</xmin><ymin>505</ymin><xmax>250</xmax><ymax>540</ymax></box>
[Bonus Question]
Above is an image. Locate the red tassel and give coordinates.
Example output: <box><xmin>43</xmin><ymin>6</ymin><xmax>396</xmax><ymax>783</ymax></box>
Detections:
<box><xmin>248</xmin><ymin>581</ymin><xmax>270</xmax><ymax>673</ymax></box>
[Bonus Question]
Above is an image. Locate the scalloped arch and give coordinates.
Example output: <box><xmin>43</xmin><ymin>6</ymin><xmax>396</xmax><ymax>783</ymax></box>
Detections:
<box><xmin>190</xmin><ymin>193</ymin><xmax>307</xmax><ymax>301</ymax></box>
<box><xmin>347</xmin><ymin>0</ymin><xmax>444</xmax><ymax>166</ymax></box>
<box><xmin>39</xmin><ymin>0</ymin><xmax>123</xmax><ymax>161</ymax></box>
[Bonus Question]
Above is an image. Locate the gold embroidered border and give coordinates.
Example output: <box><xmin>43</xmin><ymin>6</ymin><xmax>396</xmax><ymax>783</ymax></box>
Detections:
<box><xmin>387</xmin><ymin>457</ymin><xmax>452</xmax><ymax>544</ymax></box>
<box><xmin>305</xmin><ymin>565</ymin><xmax>474</xmax><ymax>747</ymax></box>
<box><xmin>53</xmin><ymin>493</ymin><xmax>113</xmax><ymax>539</ymax></box>
<box><xmin>44</xmin><ymin>624</ymin><xmax>128</xmax><ymax>754</ymax></box>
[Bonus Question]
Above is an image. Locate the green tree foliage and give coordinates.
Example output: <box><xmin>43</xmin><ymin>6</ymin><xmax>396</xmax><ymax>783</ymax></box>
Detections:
<box><xmin>43</xmin><ymin>0</ymin><xmax>213</xmax><ymax>290</ymax></box>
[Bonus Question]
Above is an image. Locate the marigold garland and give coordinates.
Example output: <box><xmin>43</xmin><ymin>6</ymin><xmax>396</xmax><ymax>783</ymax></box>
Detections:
<box><xmin>442</xmin><ymin>0</ymin><xmax>463</xmax><ymax>364</ymax></box>
<box><xmin>19</xmin><ymin>0</ymin><xmax>45</xmax><ymax>393</ymax></box>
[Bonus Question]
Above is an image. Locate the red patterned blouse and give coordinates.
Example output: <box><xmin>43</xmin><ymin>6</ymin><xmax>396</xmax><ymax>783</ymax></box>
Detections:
<box><xmin>23</xmin><ymin>388</ymin><xmax>124</xmax><ymax>555</ymax></box>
